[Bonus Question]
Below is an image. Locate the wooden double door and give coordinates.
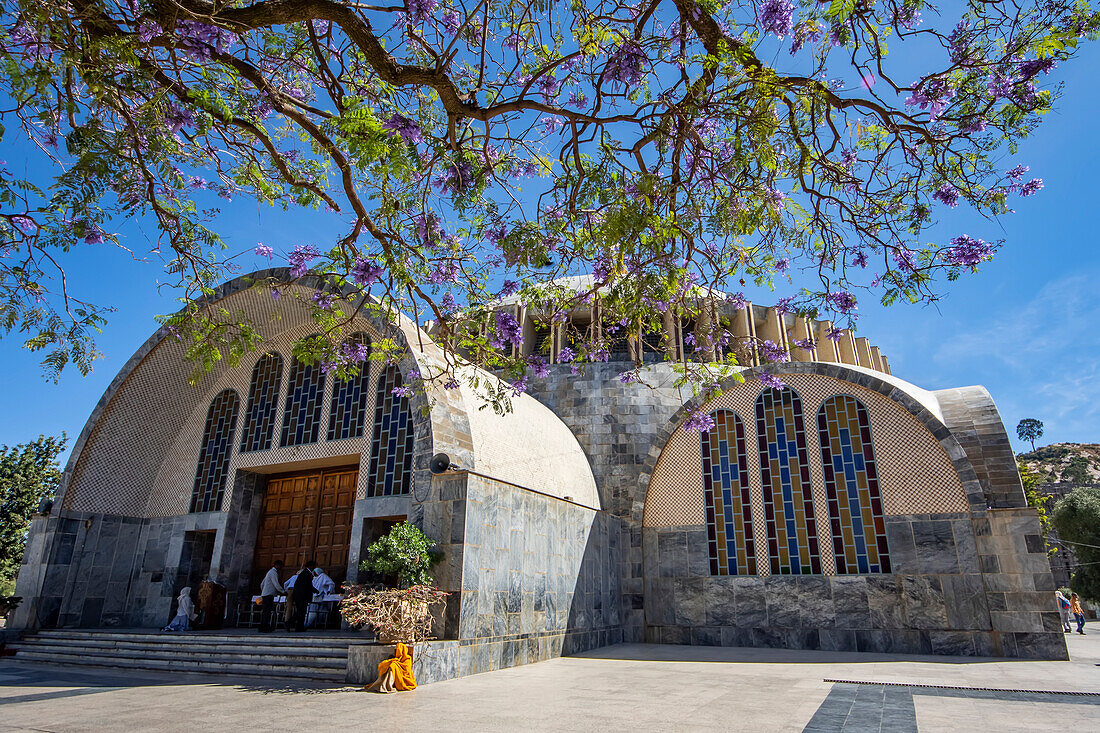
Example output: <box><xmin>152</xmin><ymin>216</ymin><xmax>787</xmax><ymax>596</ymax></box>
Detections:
<box><xmin>252</xmin><ymin>466</ymin><xmax>357</xmax><ymax>591</ymax></box>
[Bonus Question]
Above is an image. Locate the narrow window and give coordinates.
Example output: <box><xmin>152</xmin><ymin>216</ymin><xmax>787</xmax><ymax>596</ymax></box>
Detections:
<box><xmin>327</xmin><ymin>333</ymin><xmax>372</xmax><ymax>441</ymax></box>
<box><xmin>240</xmin><ymin>353</ymin><xmax>283</xmax><ymax>452</ymax></box>
<box><xmin>755</xmin><ymin>387</ymin><xmax>821</xmax><ymax>574</ymax></box>
<box><xmin>367</xmin><ymin>366</ymin><xmax>414</xmax><ymax>497</ymax></box>
<box><xmin>817</xmin><ymin>395</ymin><xmax>891</xmax><ymax>574</ymax></box>
<box><xmin>702</xmin><ymin>410</ymin><xmax>757</xmax><ymax>575</ymax></box>
<box><xmin>191</xmin><ymin>389</ymin><xmax>240</xmax><ymax>513</ymax></box>
<box><xmin>280</xmin><ymin>353</ymin><xmax>325</xmax><ymax>446</ymax></box>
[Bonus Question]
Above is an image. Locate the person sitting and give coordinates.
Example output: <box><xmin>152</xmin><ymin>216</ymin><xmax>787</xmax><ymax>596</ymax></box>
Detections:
<box><xmin>290</xmin><ymin>560</ymin><xmax>317</xmax><ymax>632</ymax></box>
<box><xmin>163</xmin><ymin>587</ymin><xmax>196</xmax><ymax>632</ymax></box>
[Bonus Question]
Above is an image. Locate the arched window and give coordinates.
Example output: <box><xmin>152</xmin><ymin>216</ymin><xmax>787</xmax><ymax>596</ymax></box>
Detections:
<box><xmin>190</xmin><ymin>389</ymin><xmax>240</xmax><ymax>513</ymax></box>
<box><xmin>702</xmin><ymin>410</ymin><xmax>756</xmax><ymax>576</ymax></box>
<box><xmin>240</xmin><ymin>352</ymin><xmax>283</xmax><ymax>452</ymax></box>
<box><xmin>327</xmin><ymin>333</ymin><xmax>372</xmax><ymax>441</ymax></box>
<box><xmin>755</xmin><ymin>387</ymin><xmax>821</xmax><ymax>575</ymax></box>
<box><xmin>367</xmin><ymin>365</ymin><xmax>414</xmax><ymax>497</ymax></box>
<box><xmin>280</xmin><ymin>351</ymin><xmax>326</xmax><ymax>447</ymax></box>
<box><xmin>817</xmin><ymin>395</ymin><xmax>891</xmax><ymax>574</ymax></box>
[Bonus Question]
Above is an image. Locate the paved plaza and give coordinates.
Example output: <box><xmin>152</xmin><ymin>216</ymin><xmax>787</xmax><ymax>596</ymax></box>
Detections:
<box><xmin>1</xmin><ymin>627</ymin><xmax>1098</xmax><ymax>732</ymax></box>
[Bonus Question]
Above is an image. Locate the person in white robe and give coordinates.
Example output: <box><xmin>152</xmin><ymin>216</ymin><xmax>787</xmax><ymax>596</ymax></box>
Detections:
<box><xmin>163</xmin><ymin>587</ymin><xmax>196</xmax><ymax>632</ymax></box>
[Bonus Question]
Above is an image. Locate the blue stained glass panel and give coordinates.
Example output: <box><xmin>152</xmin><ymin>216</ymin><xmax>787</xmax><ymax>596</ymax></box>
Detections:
<box><xmin>191</xmin><ymin>389</ymin><xmax>240</xmax><ymax>513</ymax></box>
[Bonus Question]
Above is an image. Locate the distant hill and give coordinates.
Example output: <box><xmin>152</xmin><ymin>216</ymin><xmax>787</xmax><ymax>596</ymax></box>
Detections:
<box><xmin>1017</xmin><ymin>443</ymin><xmax>1100</xmax><ymax>484</ymax></box>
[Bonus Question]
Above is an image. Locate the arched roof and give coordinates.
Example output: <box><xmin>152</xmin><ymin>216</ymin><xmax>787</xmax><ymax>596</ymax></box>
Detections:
<box><xmin>57</xmin><ymin>269</ymin><xmax>599</xmax><ymax>516</ymax></box>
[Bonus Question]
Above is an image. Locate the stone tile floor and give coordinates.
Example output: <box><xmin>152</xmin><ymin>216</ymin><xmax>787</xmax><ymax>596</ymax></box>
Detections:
<box><xmin>1</xmin><ymin>624</ymin><xmax>1098</xmax><ymax>732</ymax></box>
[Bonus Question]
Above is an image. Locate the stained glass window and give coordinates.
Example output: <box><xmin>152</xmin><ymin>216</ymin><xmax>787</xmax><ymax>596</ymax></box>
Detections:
<box><xmin>701</xmin><ymin>410</ymin><xmax>756</xmax><ymax>576</ymax></box>
<box><xmin>755</xmin><ymin>387</ymin><xmax>821</xmax><ymax>575</ymax></box>
<box><xmin>327</xmin><ymin>333</ymin><xmax>372</xmax><ymax>441</ymax></box>
<box><xmin>280</xmin><ymin>352</ymin><xmax>326</xmax><ymax>447</ymax></box>
<box><xmin>191</xmin><ymin>389</ymin><xmax>240</xmax><ymax>513</ymax></box>
<box><xmin>240</xmin><ymin>353</ymin><xmax>283</xmax><ymax>452</ymax></box>
<box><xmin>367</xmin><ymin>366</ymin><xmax>414</xmax><ymax>497</ymax></box>
<box><xmin>817</xmin><ymin>395</ymin><xmax>891</xmax><ymax>574</ymax></box>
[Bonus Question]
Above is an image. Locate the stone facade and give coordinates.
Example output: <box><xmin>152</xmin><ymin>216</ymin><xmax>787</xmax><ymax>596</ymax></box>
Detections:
<box><xmin>10</xmin><ymin>270</ymin><xmax>1069</xmax><ymax>685</ymax></box>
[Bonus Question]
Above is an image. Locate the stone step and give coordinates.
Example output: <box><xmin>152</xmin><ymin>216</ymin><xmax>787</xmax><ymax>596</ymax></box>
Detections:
<box><xmin>10</xmin><ymin>650</ymin><xmax>348</xmax><ymax>683</ymax></box>
<box><xmin>14</xmin><ymin>638</ymin><xmax>350</xmax><ymax>658</ymax></box>
<box><xmin>30</xmin><ymin>630</ymin><xmax>361</xmax><ymax>648</ymax></box>
<box><xmin>9</xmin><ymin>642</ymin><xmax>348</xmax><ymax>668</ymax></box>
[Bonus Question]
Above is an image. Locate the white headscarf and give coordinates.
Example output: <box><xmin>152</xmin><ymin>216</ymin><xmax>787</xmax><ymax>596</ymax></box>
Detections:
<box><xmin>177</xmin><ymin>587</ymin><xmax>196</xmax><ymax>620</ymax></box>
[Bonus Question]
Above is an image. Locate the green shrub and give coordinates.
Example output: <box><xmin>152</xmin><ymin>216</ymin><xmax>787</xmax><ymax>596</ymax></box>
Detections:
<box><xmin>358</xmin><ymin>522</ymin><xmax>443</xmax><ymax>588</ymax></box>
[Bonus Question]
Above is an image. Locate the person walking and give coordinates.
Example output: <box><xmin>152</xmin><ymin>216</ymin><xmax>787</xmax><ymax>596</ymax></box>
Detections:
<box><xmin>1070</xmin><ymin>592</ymin><xmax>1087</xmax><ymax>635</ymax></box>
<box><xmin>258</xmin><ymin>560</ymin><xmax>285</xmax><ymax>633</ymax></box>
<box><xmin>1056</xmin><ymin>590</ymin><xmax>1073</xmax><ymax>633</ymax></box>
<box><xmin>290</xmin><ymin>560</ymin><xmax>317</xmax><ymax>632</ymax></box>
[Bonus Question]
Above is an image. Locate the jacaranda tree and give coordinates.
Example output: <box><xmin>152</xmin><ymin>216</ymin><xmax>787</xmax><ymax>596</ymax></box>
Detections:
<box><xmin>1</xmin><ymin>1</ymin><xmax>1095</xmax><ymax>415</ymax></box>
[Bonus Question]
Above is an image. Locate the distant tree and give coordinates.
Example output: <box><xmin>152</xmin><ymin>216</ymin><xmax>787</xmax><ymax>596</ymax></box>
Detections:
<box><xmin>1052</xmin><ymin>487</ymin><xmax>1100</xmax><ymax>603</ymax></box>
<box><xmin>1018</xmin><ymin>461</ymin><xmax>1053</xmax><ymax>550</ymax></box>
<box><xmin>1017</xmin><ymin>418</ymin><xmax>1044</xmax><ymax>451</ymax></box>
<box><xmin>0</xmin><ymin>435</ymin><xmax>66</xmax><ymax>596</ymax></box>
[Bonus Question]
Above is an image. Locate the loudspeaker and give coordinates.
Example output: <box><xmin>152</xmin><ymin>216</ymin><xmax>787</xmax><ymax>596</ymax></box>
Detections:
<box><xmin>429</xmin><ymin>453</ymin><xmax>451</xmax><ymax>474</ymax></box>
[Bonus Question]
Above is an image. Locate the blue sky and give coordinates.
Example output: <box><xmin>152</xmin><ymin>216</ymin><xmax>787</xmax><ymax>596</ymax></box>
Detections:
<box><xmin>2</xmin><ymin>42</ymin><xmax>1098</xmax><ymax>463</ymax></box>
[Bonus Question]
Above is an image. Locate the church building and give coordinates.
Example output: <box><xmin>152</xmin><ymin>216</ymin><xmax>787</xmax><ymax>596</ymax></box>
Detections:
<box><xmin>11</xmin><ymin>269</ymin><xmax>1068</xmax><ymax>682</ymax></box>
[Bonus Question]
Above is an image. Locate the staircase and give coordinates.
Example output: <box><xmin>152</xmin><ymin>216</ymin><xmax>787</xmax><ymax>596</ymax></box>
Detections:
<box><xmin>6</xmin><ymin>629</ymin><xmax>354</xmax><ymax>683</ymax></box>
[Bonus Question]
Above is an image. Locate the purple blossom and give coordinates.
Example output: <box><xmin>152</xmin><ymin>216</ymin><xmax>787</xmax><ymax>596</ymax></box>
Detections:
<box><xmin>540</xmin><ymin>116</ymin><xmax>564</xmax><ymax>134</ymax></box>
<box><xmin>406</xmin><ymin>0</ymin><xmax>439</xmax><ymax>23</ymax></box>
<box><xmin>341</xmin><ymin>340</ymin><xmax>369</xmax><ymax>363</ymax></box>
<box><xmin>442</xmin><ymin>10</ymin><xmax>461</xmax><ymax>35</ymax></box>
<box><xmin>759</xmin><ymin>0</ymin><xmax>795</xmax><ymax>39</ymax></box>
<box><xmin>826</xmin><ymin>327</ymin><xmax>843</xmax><ymax>343</ymax></box>
<box><xmin>164</xmin><ymin>103</ymin><xmax>195</xmax><ymax>135</ymax></box>
<box><xmin>271</xmin><ymin>288</ymin><xmax>281</xmax><ymax>301</ymax></box>
<box><xmin>774</xmin><ymin>297</ymin><xmax>795</xmax><ymax>315</ymax></box>
<box><xmin>1019</xmin><ymin>58</ymin><xmax>1056</xmax><ymax>79</ymax></box>
<box><xmin>175</xmin><ymin>20</ymin><xmax>237</xmax><ymax>61</ymax></box>
<box><xmin>254</xmin><ymin>243</ymin><xmax>274</xmax><ymax>259</ymax></box>
<box><xmin>619</xmin><ymin>370</ymin><xmax>637</xmax><ymax>384</ymax></box>
<box><xmin>906</xmin><ymin>78</ymin><xmax>956</xmax><ymax>120</ymax></box>
<box><xmin>567</xmin><ymin>91</ymin><xmax>588</xmax><ymax>108</ymax></box>
<box><xmin>604</xmin><ymin>41</ymin><xmax>647</xmax><ymax>87</ymax></box>
<box><xmin>893</xmin><ymin>246</ymin><xmax>917</xmax><ymax>273</ymax></box>
<box><xmin>440</xmin><ymin>292</ymin><xmax>457</xmax><ymax>313</ymax></box>
<box><xmin>312</xmin><ymin>290</ymin><xmax>335</xmax><ymax>309</ymax></box>
<box><xmin>527</xmin><ymin>356</ymin><xmax>550</xmax><ymax>378</ymax></box>
<box><xmin>535</xmin><ymin>75</ymin><xmax>560</xmax><ymax>103</ymax></box>
<box><xmin>942</xmin><ymin>235</ymin><xmax>995</xmax><ymax>268</ymax></box>
<box><xmin>351</xmin><ymin>257</ymin><xmax>384</xmax><ymax>286</ymax></box>
<box><xmin>427</xmin><ymin>259</ymin><xmax>459</xmax><ymax>284</ymax></box>
<box><xmin>392</xmin><ymin>385</ymin><xmax>412</xmax><ymax>397</ymax></box>
<box><xmin>443</xmin><ymin>378</ymin><xmax>460</xmax><ymax>390</ymax></box>
<box><xmin>557</xmin><ymin>346</ymin><xmax>575</xmax><ymax>363</ymax></box>
<box><xmin>137</xmin><ymin>21</ymin><xmax>162</xmax><ymax>43</ymax></box>
<box><xmin>510</xmin><ymin>377</ymin><xmax>528</xmax><ymax>395</ymax></box>
<box><xmin>434</xmin><ymin>159</ymin><xmax>475</xmax><ymax>195</ymax></box>
<box><xmin>853</xmin><ymin>250</ymin><xmax>868</xmax><ymax>268</ymax></box>
<box><xmin>986</xmin><ymin>73</ymin><xmax>1016</xmax><ymax>100</ymax></box>
<box><xmin>490</xmin><ymin>310</ymin><xmax>523</xmax><ymax>349</ymax></box>
<box><xmin>500</xmin><ymin>280</ymin><xmax>519</xmax><ymax>298</ymax></box>
<box><xmin>288</xmin><ymin>244</ymin><xmax>319</xmax><ymax>277</ymax></box>
<box><xmin>11</xmin><ymin>215</ymin><xmax>35</xmax><ymax>232</ymax></box>
<box><xmin>840</xmin><ymin>148</ymin><xmax>858</xmax><ymax>168</ymax></box>
<box><xmin>382</xmin><ymin>113</ymin><xmax>423</xmax><ymax>145</ymax></box>
<box><xmin>775</xmin><ymin>257</ymin><xmax>790</xmax><ymax>274</ymax></box>
<box><xmin>828</xmin><ymin>290</ymin><xmax>858</xmax><ymax>314</ymax></box>
<box><xmin>82</xmin><ymin>225</ymin><xmax>106</xmax><ymax>245</ymax></box>
<box><xmin>683</xmin><ymin>410</ymin><xmax>716</xmax><ymax>433</ymax></box>
<box><xmin>727</xmin><ymin>292</ymin><xmax>748</xmax><ymax>310</ymax></box>
<box><xmin>790</xmin><ymin>21</ymin><xmax>823</xmax><ymax>54</ymax></box>
<box><xmin>1006</xmin><ymin>164</ymin><xmax>1030</xmax><ymax>181</ymax></box>
<box><xmin>959</xmin><ymin>116</ymin><xmax>987</xmax><ymax>133</ymax></box>
<box><xmin>504</xmin><ymin>32</ymin><xmax>524</xmax><ymax>51</ymax></box>
<box><xmin>792</xmin><ymin>338</ymin><xmax>815</xmax><ymax>350</ymax></box>
<box><xmin>760</xmin><ymin>340</ymin><xmax>790</xmax><ymax>364</ymax></box>
<box><xmin>1020</xmin><ymin>178</ymin><xmax>1044</xmax><ymax>196</ymax></box>
<box><xmin>933</xmin><ymin>184</ymin><xmax>960</xmax><ymax>208</ymax></box>
<box><xmin>759</xmin><ymin>371</ymin><xmax>786</xmax><ymax>391</ymax></box>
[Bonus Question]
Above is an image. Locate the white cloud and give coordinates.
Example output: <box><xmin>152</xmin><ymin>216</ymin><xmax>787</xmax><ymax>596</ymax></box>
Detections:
<box><xmin>933</xmin><ymin>270</ymin><xmax>1100</xmax><ymax>443</ymax></box>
